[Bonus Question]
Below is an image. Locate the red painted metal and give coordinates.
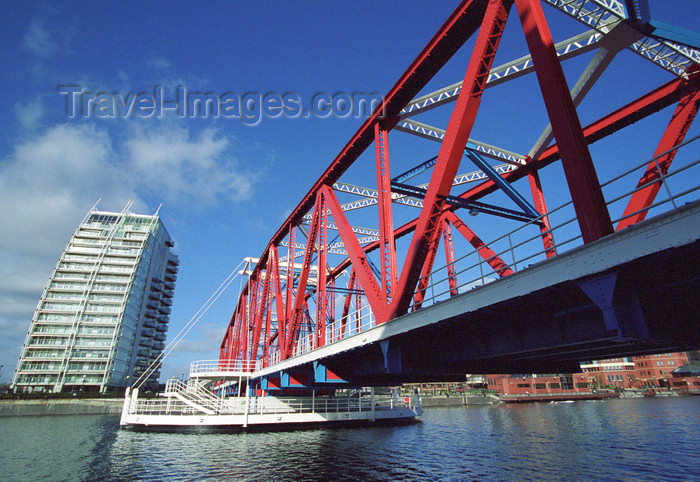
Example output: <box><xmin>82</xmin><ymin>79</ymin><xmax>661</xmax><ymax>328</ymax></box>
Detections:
<box><xmin>459</xmin><ymin>73</ymin><xmax>700</xmax><ymax>206</ymax></box>
<box><xmin>285</xmin><ymin>196</ymin><xmax>322</xmax><ymax>359</ymax></box>
<box><xmin>444</xmin><ymin>211</ymin><xmax>515</xmax><ymax>277</ymax></box>
<box><xmin>392</xmin><ymin>0</ymin><xmax>512</xmax><ymax>319</ymax></box>
<box><xmin>442</xmin><ymin>218</ymin><xmax>459</xmax><ymax>296</ymax></box>
<box><xmin>249</xmin><ymin>259</ymin><xmax>271</xmax><ymax>363</ymax></box>
<box><xmin>340</xmin><ymin>269</ymin><xmax>356</xmax><ymax>338</ymax></box>
<box><xmin>216</xmin><ymin>2</ymin><xmax>699</xmax><ymax>373</ymax></box>
<box><xmin>374</xmin><ymin>123</ymin><xmax>398</xmax><ymax>300</ymax></box>
<box><xmin>321</xmin><ymin>184</ymin><xmax>389</xmax><ymax>322</ymax></box>
<box><xmin>515</xmin><ymin>0</ymin><xmax>612</xmax><ymax>244</ymax></box>
<box><xmin>527</xmin><ymin>171</ymin><xmax>556</xmax><ymax>257</ymax></box>
<box><xmin>616</xmin><ymin>85</ymin><xmax>700</xmax><ymax>230</ymax></box>
<box><xmin>316</xmin><ymin>194</ymin><xmax>328</xmax><ymax>348</ymax></box>
<box><xmin>327</xmin><ymin>278</ymin><xmax>336</xmax><ymax>342</ymax></box>
<box><xmin>248</xmin><ymin>0</ymin><xmax>490</xmax><ymax>286</ymax></box>
<box><xmin>270</xmin><ymin>248</ymin><xmax>285</xmax><ymax>365</ymax></box>
<box><xmin>412</xmin><ymin>217</ymin><xmax>445</xmax><ymax>311</ymax></box>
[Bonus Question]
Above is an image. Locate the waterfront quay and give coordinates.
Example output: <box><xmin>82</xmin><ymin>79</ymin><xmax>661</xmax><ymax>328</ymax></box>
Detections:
<box><xmin>0</xmin><ymin>398</ymin><xmax>122</xmax><ymax>417</ymax></box>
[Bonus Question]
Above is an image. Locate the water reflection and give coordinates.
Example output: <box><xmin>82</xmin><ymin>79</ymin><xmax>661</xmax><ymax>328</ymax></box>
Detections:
<box><xmin>1</xmin><ymin>398</ymin><xmax>698</xmax><ymax>481</ymax></box>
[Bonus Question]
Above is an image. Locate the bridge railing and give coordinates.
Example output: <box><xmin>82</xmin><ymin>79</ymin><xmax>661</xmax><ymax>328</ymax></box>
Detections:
<box><xmin>259</xmin><ymin>300</ymin><xmax>378</xmax><ymax>366</ymax></box>
<box><xmin>413</xmin><ymin>134</ymin><xmax>700</xmax><ymax>309</ymax></box>
<box><xmin>190</xmin><ymin>359</ymin><xmax>257</xmax><ymax>377</ymax></box>
<box><xmin>259</xmin><ymin>136</ymin><xmax>699</xmax><ymax>369</ymax></box>
<box><xmin>128</xmin><ymin>391</ymin><xmax>414</xmax><ymax>416</ymax></box>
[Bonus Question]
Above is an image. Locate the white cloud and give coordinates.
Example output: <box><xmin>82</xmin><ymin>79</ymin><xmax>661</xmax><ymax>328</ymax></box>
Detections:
<box><xmin>170</xmin><ymin>323</ymin><xmax>223</xmax><ymax>354</ymax></box>
<box><xmin>149</xmin><ymin>56</ymin><xmax>172</xmax><ymax>70</ymax></box>
<box><xmin>0</xmin><ymin>119</ymin><xmax>263</xmax><ymax>377</ymax></box>
<box><xmin>23</xmin><ymin>19</ymin><xmax>54</xmax><ymax>58</ymax></box>
<box><xmin>125</xmin><ymin>124</ymin><xmax>255</xmax><ymax>205</ymax></box>
<box><xmin>0</xmin><ymin>123</ymin><xmax>139</xmax><ymax>257</ymax></box>
<box><xmin>15</xmin><ymin>98</ymin><xmax>45</xmax><ymax>132</ymax></box>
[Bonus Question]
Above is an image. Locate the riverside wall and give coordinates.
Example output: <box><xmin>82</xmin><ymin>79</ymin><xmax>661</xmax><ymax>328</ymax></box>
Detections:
<box><xmin>0</xmin><ymin>398</ymin><xmax>123</xmax><ymax>417</ymax></box>
<box><xmin>420</xmin><ymin>394</ymin><xmax>500</xmax><ymax>408</ymax></box>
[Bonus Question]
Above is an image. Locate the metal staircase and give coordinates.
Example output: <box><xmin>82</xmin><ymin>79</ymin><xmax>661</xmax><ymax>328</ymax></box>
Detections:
<box><xmin>163</xmin><ymin>378</ymin><xmax>228</xmax><ymax>414</ymax></box>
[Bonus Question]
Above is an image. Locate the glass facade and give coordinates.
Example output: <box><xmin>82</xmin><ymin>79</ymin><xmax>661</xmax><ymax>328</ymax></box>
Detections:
<box><xmin>11</xmin><ymin>206</ymin><xmax>179</xmax><ymax>394</ymax></box>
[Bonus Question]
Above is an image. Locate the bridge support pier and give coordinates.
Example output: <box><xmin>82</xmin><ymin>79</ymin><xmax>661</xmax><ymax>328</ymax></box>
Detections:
<box><xmin>380</xmin><ymin>340</ymin><xmax>402</xmax><ymax>374</ymax></box>
<box><xmin>577</xmin><ymin>272</ymin><xmax>649</xmax><ymax>340</ymax></box>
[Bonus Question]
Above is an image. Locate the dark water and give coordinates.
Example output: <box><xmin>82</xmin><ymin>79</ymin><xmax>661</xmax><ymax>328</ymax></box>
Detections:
<box><xmin>1</xmin><ymin>397</ymin><xmax>698</xmax><ymax>481</ymax></box>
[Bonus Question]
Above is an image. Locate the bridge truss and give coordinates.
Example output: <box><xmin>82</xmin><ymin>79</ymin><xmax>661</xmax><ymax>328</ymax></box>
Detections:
<box><xmin>219</xmin><ymin>0</ymin><xmax>700</xmax><ymax>379</ymax></box>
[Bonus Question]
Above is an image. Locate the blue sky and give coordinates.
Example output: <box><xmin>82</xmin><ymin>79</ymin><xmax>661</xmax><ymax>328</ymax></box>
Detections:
<box><xmin>1</xmin><ymin>1</ymin><xmax>699</xmax><ymax>384</ymax></box>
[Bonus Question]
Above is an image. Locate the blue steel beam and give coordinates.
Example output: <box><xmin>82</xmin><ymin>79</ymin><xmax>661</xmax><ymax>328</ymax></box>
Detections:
<box><xmin>392</xmin><ymin>156</ymin><xmax>439</xmax><ymax>183</ymax></box>
<box><xmin>390</xmin><ymin>181</ymin><xmax>539</xmax><ymax>223</ymax></box>
<box><xmin>464</xmin><ymin>148</ymin><xmax>540</xmax><ymax>218</ymax></box>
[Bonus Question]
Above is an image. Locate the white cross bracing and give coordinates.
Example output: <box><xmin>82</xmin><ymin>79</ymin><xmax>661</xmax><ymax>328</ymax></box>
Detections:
<box><xmin>543</xmin><ymin>0</ymin><xmax>700</xmax><ymax>77</ymax></box>
<box><xmin>399</xmin><ymin>29</ymin><xmax>604</xmax><ymax>119</ymax></box>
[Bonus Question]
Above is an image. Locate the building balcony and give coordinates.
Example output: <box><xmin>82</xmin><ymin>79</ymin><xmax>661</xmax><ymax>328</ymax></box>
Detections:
<box><xmin>141</xmin><ymin>328</ymin><xmax>155</xmax><ymax>338</ymax></box>
<box><xmin>143</xmin><ymin>318</ymin><xmax>156</xmax><ymax>329</ymax></box>
<box><xmin>66</xmin><ymin>366</ymin><xmax>106</xmax><ymax>374</ymax></box>
<box><xmin>23</xmin><ymin>354</ymin><xmax>63</xmax><ymax>361</ymax></box>
<box><xmin>164</xmin><ymin>281</ymin><xmax>175</xmax><ymax>291</ymax></box>
<box><xmin>155</xmin><ymin>322</ymin><xmax>168</xmax><ymax>333</ymax></box>
<box><xmin>30</xmin><ymin>331</ymin><xmax>71</xmax><ymax>338</ymax></box>
<box><xmin>160</xmin><ymin>297</ymin><xmax>172</xmax><ymax>307</ymax></box>
<box><xmin>139</xmin><ymin>338</ymin><xmax>154</xmax><ymax>348</ymax></box>
<box><xmin>159</xmin><ymin>306</ymin><xmax>171</xmax><ymax>315</ymax></box>
<box><xmin>145</xmin><ymin>309</ymin><xmax>158</xmax><ymax>319</ymax></box>
<box><xmin>18</xmin><ymin>364</ymin><xmax>62</xmax><ymax>371</ymax></box>
<box><xmin>153</xmin><ymin>341</ymin><xmax>165</xmax><ymax>351</ymax></box>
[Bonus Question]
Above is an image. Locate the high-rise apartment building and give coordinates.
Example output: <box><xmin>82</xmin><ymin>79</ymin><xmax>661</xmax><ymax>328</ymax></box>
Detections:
<box><xmin>11</xmin><ymin>204</ymin><xmax>179</xmax><ymax>394</ymax></box>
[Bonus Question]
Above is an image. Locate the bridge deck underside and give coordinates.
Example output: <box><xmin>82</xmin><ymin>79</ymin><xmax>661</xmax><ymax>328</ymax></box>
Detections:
<box><xmin>249</xmin><ymin>202</ymin><xmax>700</xmax><ymax>388</ymax></box>
<box><xmin>321</xmin><ymin>240</ymin><xmax>699</xmax><ymax>384</ymax></box>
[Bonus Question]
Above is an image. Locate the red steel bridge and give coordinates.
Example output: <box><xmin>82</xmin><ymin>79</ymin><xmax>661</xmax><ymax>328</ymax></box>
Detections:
<box><xmin>215</xmin><ymin>0</ymin><xmax>700</xmax><ymax>393</ymax></box>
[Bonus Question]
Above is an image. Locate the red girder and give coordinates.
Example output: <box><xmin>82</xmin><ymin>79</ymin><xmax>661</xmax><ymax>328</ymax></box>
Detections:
<box><xmin>327</xmin><ymin>278</ymin><xmax>336</xmax><ymax>343</ymax></box>
<box><xmin>321</xmin><ymin>184</ymin><xmax>389</xmax><ymax>322</ymax></box>
<box><xmin>285</xmin><ymin>195</ymin><xmax>322</xmax><ymax>359</ymax></box>
<box><xmin>460</xmin><ymin>72</ymin><xmax>700</xmax><ymax>205</ymax></box>
<box><xmin>285</xmin><ymin>226</ymin><xmax>295</xmax><ymax>327</ymax></box>
<box><xmin>247</xmin><ymin>0</ymin><xmax>491</xmax><ymax>286</ymax></box>
<box><xmin>412</xmin><ymin>216</ymin><xmax>446</xmax><ymax>311</ymax></box>
<box><xmin>218</xmin><ymin>1</ymin><xmax>700</xmax><ymax>370</ymax></box>
<box><xmin>249</xmin><ymin>259</ymin><xmax>272</xmax><ymax>363</ymax></box>
<box><xmin>515</xmin><ymin>0</ymin><xmax>612</xmax><ymax>244</ymax></box>
<box><xmin>340</xmin><ymin>269</ymin><xmax>356</xmax><ymax>338</ymax></box>
<box><xmin>444</xmin><ymin>211</ymin><xmax>515</xmax><ymax>277</ymax></box>
<box><xmin>392</xmin><ymin>0</ymin><xmax>512</xmax><ymax>319</ymax></box>
<box><xmin>442</xmin><ymin>219</ymin><xmax>459</xmax><ymax>297</ymax></box>
<box><xmin>617</xmin><ymin>84</ymin><xmax>700</xmax><ymax>230</ymax></box>
<box><xmin>269</xmin><ymin>248</ymin><xmax>285</xmax><ymax>365</ymax></box>
<box><xmin>316</xmin><ymin>194</ymin><xmax>328</xmax><ymax>348</ymax></box>
<box><xmin>527</xmin><ymin>170</ymin><xmax>556</xmax><ymax>257</ymax></box>
<box><xmin>374</xmin><ymin>123</ymin><xmax>397</xmax><ymax>301</ymax></box>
